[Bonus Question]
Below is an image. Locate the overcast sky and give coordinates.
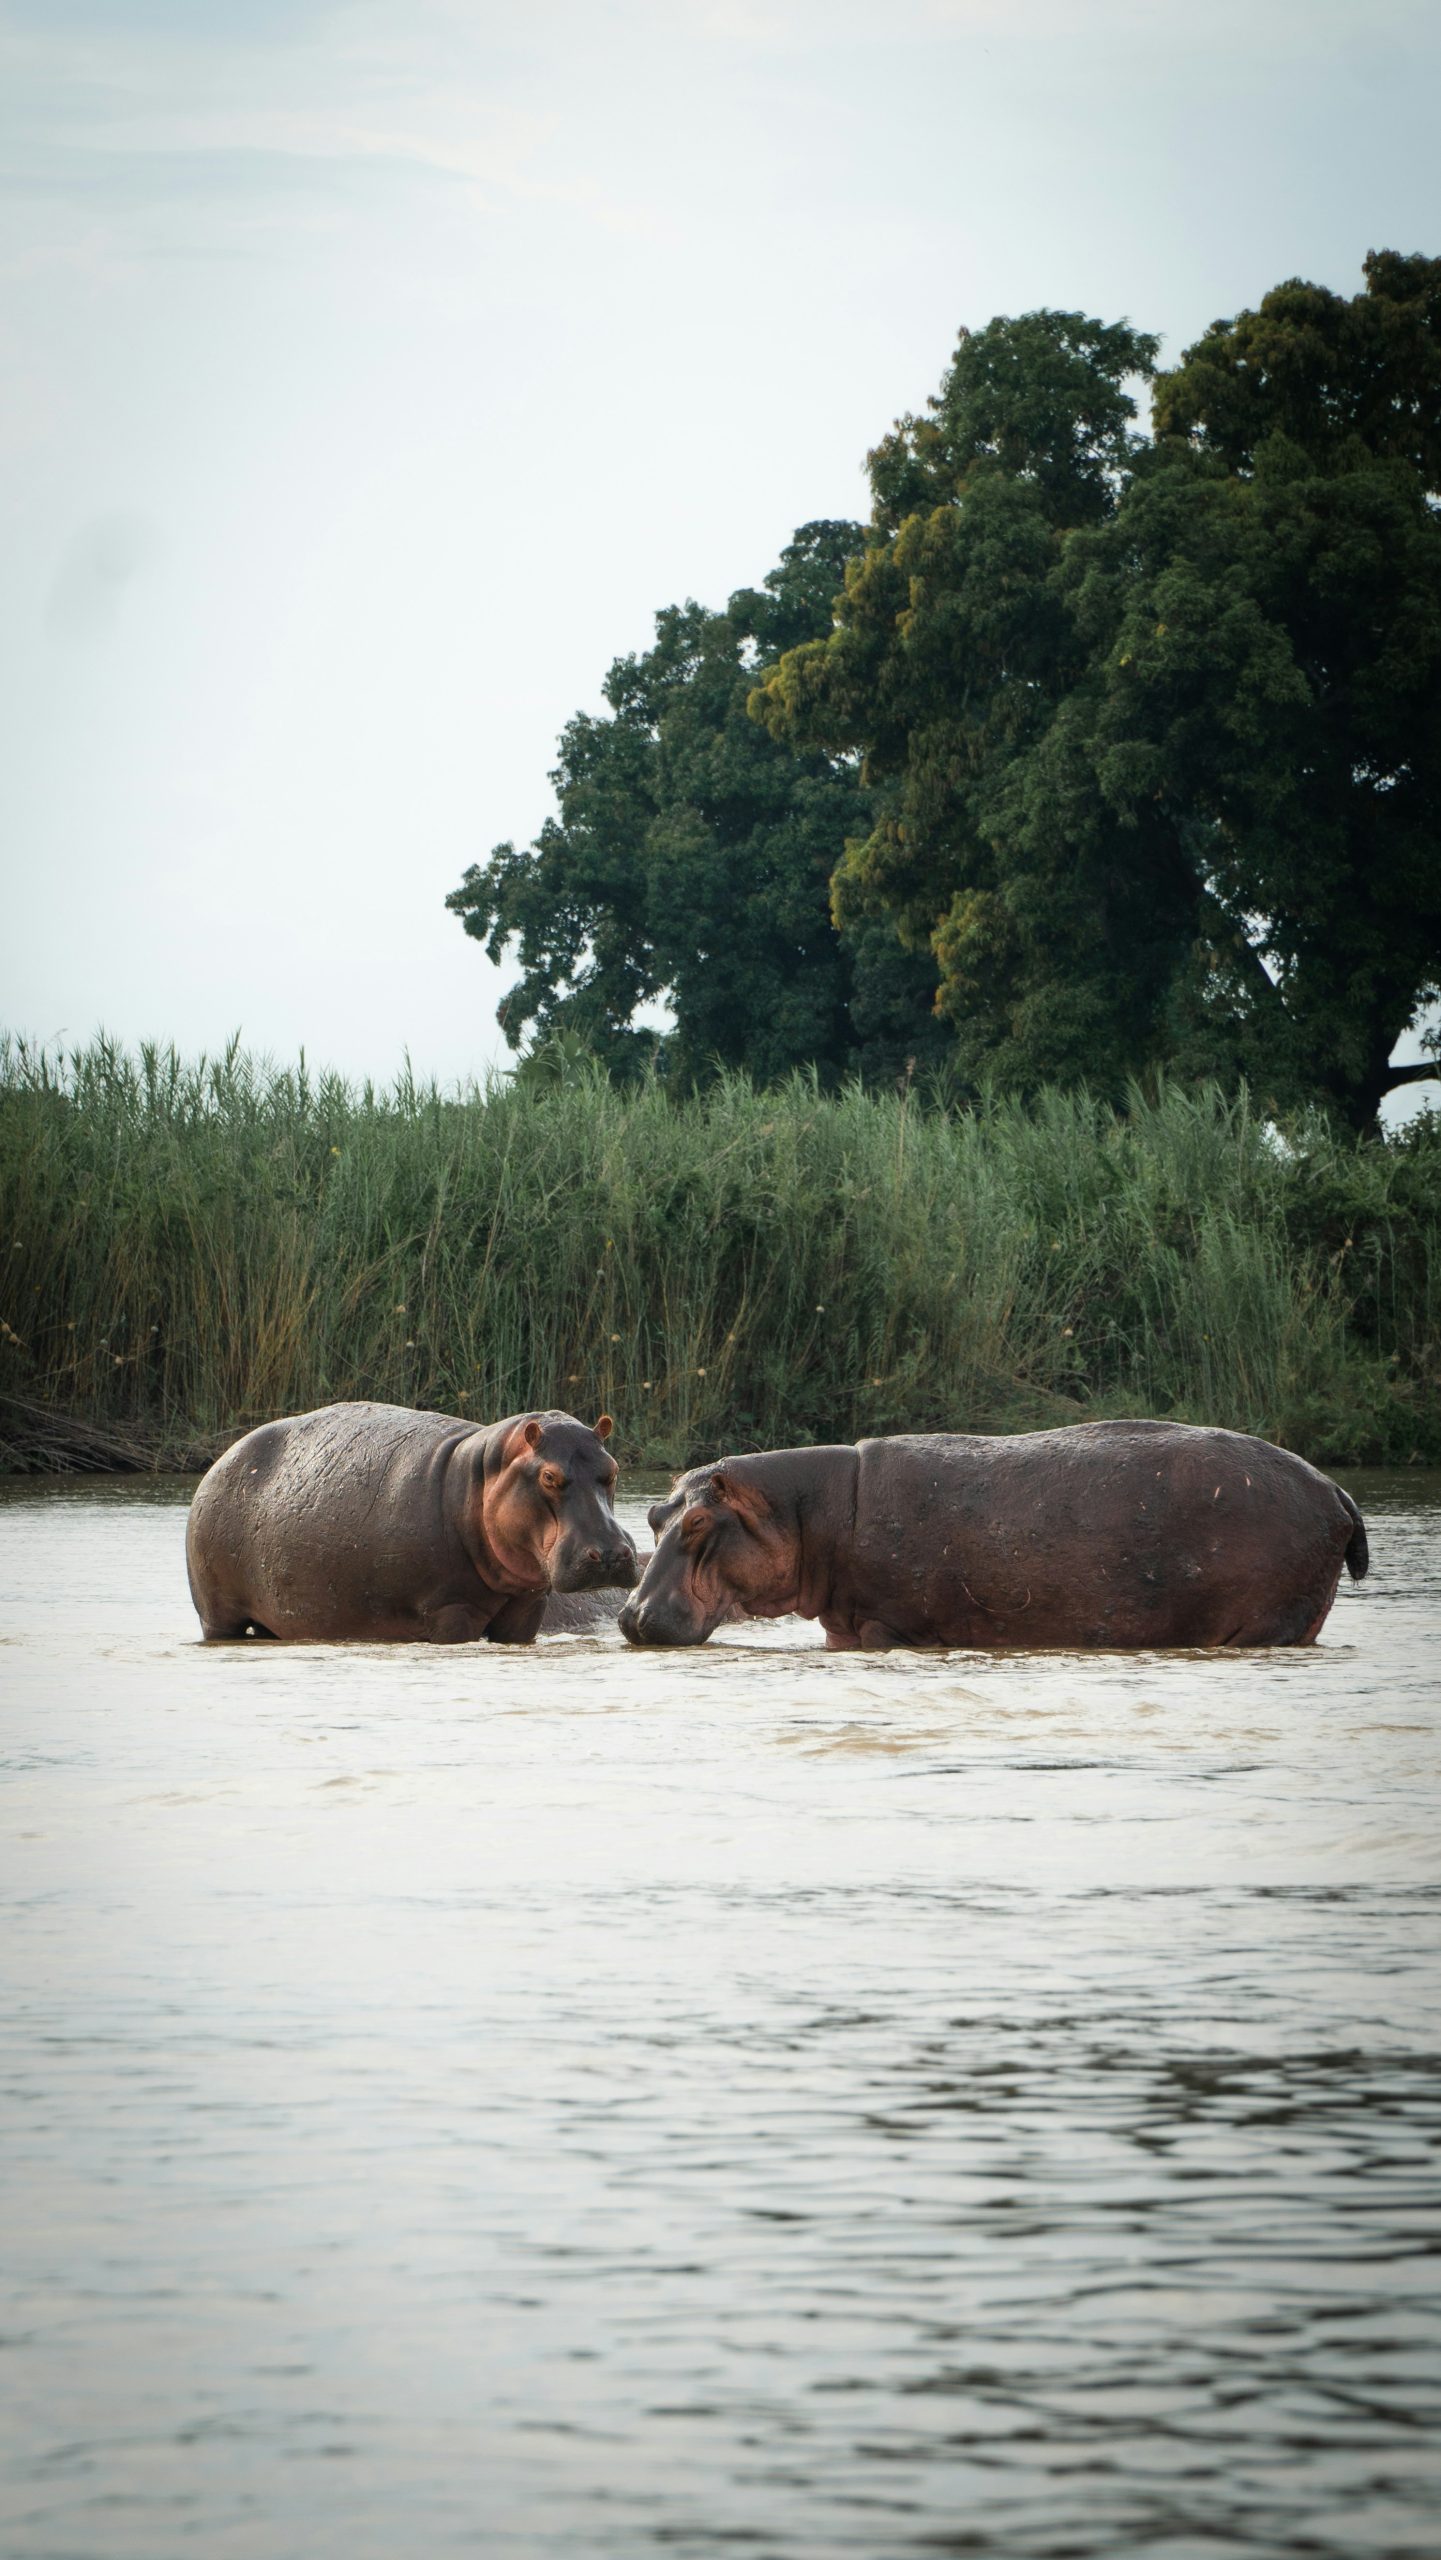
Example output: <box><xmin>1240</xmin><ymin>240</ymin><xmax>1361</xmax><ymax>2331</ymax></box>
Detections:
<box><xmin>3</xmin><ymin>0</ymin><xmax>1438</xmax><ymax>1105</ymax></box>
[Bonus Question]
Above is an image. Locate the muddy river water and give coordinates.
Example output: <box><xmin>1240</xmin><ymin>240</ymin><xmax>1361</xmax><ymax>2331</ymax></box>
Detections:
<box><xmin>1</xmin><ymin>1472</ymin><xmax>1438</xmax><ymax>2558</ymax></box>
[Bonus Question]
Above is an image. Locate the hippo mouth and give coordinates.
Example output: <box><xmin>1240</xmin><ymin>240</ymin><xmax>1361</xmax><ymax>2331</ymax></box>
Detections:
<box><xmin>617</xmin><ymin>1594</ymin><xmax>714</xmax><ymax>1646</ymax></box>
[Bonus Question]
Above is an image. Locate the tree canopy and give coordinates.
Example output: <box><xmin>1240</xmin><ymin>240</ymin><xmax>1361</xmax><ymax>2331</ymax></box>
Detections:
<box><xmin>453</xmin><ymin>254</ymin><xmax>1441</xmax><ymax>1124</ymax></box>
<box><xmin>752</xmin><ymin>256</ymin><xmax>1441</xmax><ymax>1126</ymax></box>
<box><xmin>446</xmin><ymin>523</ymin><xmax>947</xmax><ymax>1087</ymax></box>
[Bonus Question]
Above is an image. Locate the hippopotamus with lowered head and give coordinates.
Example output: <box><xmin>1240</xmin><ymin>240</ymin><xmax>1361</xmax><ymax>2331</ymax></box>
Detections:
<box><xmin>619</xmin><ymin>1420</ymin><xmax>1367</xmax><ymax>1651</ymax></box>
<box><xmin>187</xmin><ymin>1401</ymin><xmax>636</xmax><ymax>1642</ymax></box>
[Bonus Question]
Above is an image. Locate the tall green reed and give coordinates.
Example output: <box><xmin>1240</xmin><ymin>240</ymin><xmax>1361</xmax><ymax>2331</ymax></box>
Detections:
<box><xmin>1</xmin><ymin>1035</ymin><xmax>1436</xmax><ymax>1467</ymax></box>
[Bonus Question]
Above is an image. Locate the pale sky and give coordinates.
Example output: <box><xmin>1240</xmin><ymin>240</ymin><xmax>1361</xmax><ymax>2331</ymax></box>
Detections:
<box><xmin>3</xmin><ymin>0</ymin><xmax>1439</xmax><ymax>1106</ymax></box>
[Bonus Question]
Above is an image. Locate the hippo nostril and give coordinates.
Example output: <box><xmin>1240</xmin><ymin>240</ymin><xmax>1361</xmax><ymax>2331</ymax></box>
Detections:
<box><xmin>585</xmin><ymin>1547</ymin><xmax>602</xmax><ymax>1566</ymax></box>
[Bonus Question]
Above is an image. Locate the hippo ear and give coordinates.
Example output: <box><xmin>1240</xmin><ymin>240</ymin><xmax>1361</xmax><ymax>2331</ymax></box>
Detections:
<box><xmin>593</xmin><ymin>1414</ymin><xmax>614</xmax><ymax>1442</ymax></box>
<box><xmin>709</xmin><ymin>1469</ymin><xmax>768</xmax><ymax>1523</ymax></box>
<box><xmin>521</xmin><ymin>1419</ymin><xmax>543</xmax><ymax>1451</ymax></box>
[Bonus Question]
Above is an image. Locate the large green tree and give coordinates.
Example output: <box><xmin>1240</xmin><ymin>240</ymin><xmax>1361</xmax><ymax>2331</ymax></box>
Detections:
<box><xmin>447</xmin><ymin>524</ymin><xmax>947</xmax><ymax>1087</ymax></box>
<box><xmin>753</xmin><ymin>260</ymin><xmax>1441</xmax><ymax>1125</ymax></box>
<box><xmin>754</xmin><ymin>311</ymin><xmax>1184</xmax><ymax>1095</ymax></box>
<box><xmin>1087</xmin><ymin>251</ymin><xmax>1441</xmax><ymax>1124</ymax></box>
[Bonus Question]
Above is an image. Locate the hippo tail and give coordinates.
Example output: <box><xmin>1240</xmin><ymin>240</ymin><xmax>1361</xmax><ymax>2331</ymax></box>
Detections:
<box><xmin>1340</xmin><ymin>1488</ymin><xmax>1369</xmax><ymax>1582</ymax></box>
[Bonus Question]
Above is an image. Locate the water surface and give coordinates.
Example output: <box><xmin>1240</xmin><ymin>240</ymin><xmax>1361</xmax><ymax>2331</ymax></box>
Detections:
<box><xmin>2</xmin><ymin>1472</ymin><xmax>1438</xmax><ymax>2557</ymax></box>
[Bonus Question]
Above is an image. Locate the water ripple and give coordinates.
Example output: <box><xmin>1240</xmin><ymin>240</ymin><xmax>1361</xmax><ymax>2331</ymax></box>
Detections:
<box><xmin>0</xmin><ymin>1473</ymin><xmax>1437</xmax><ymax>2557</ymax></box>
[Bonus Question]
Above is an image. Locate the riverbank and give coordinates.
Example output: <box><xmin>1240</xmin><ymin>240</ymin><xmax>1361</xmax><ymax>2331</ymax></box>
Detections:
<box><xmin>2</xmin><ymin>1037</ymin><xmax>1437</xmax><ymax>1473</ymax></box>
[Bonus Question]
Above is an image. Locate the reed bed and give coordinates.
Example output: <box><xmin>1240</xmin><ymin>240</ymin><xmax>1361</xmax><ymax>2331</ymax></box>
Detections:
<box><xmin>1</xmin><ymin>1035</ymin><xmax>1436</xmax><ymax>1471</ymax></box>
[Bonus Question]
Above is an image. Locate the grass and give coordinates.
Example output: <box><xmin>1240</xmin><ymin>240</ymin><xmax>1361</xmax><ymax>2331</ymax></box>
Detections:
<box><xmin>1</xmin><ymin>1033</ymin><xmax>1437</xmax><ymax>1472</ymax></box>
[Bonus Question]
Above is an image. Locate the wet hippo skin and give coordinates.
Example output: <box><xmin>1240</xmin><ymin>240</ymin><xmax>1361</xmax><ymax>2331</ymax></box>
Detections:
<box><xmin>620</xmin><ymin>1420</ymin><xmax>1369</xmax><ymax>1652</ymax></box>
<box><xmin>186</xmin><ymin>1401</ymin><xmax>636</xmax><ymax>1643</ymax></box>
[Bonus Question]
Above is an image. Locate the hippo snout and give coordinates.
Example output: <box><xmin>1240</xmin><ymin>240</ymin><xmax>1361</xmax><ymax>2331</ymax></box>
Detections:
<box><xmin>618</xmin><ymin>1594</ymin><xmax>698</xmax><ymax>1646</ymax></box>
<box><xmin>551</xmin><ymin>1534</ymin><xmax>637</xmax><ymax>1594</ymax></box>
<box><xmin>618</xmin><ymin>1596</ymin><xmax>641</xmax><ymax>1643</ymax></box>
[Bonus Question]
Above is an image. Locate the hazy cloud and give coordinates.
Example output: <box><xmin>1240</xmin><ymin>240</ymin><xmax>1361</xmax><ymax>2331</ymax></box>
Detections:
<box><xmin>44</xmin><ymin>510</ymin><xmax>162</xmax><ymax>641</ymax></box>
<box><xmin>2</xmin><ymin>0</ymin><xmax>1437</xmax><ymax>1098</ymax></box>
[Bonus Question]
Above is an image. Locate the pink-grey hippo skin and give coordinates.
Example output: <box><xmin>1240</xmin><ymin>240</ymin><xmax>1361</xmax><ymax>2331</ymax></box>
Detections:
<box><xmin>618</xmin><ymin>1421</ymin><xmax>1368</xmax><ymax>1652</ymax></box>
<box><xmin>186</xmin><ymin>1401</ymin><xmax>636</xmax><ymax>1643</ymax></box>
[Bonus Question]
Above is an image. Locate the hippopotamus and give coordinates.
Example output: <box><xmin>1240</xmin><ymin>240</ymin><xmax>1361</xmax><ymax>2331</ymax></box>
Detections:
<box><xmin>186</xmin><ymin>1401</ymin><xmax>636</xmax><ymax>1642</ymax></box>
<box><xmin>618</xmin><ymin>1420</ymin><xmax>1368</xmax><ymax>1651</ymax></box>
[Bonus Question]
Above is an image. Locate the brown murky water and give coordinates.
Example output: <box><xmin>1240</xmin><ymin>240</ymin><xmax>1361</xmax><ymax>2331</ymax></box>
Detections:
<box><xmin>1</xmin><ymin>1472</ymin><xmax>1438</xmax><ymax>2558</ymax></box>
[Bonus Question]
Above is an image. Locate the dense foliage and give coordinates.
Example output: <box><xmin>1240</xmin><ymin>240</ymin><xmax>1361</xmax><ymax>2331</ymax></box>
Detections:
<box><xmin>755</xmin><ymin>311</ymin><xmax>1180</xmax><ymax>1098</ymax></box>
<box><xmin>447</xmin><ymin>524</ymin><xmax>947</xmax><ymax>1088</ymax></box>
<box><xmin>758</xmin><ymin>252</ymin><xmax>1441</xmax><ymax>1129</ymax></box>
<box><xmin>458</xmin><ymin>255</ymin><xmax>1441</xmax><ymax>1124</ymax></box>
<box><xmin>3</xmin><ymin>1040</ymin><xmax>1437</xmax><ymax>1472</ymax></box>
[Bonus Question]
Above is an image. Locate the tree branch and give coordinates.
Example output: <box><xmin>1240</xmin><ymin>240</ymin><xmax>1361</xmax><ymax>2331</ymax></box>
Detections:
<box><xmin>1382</xmin><ymin>1058</ymin><xmax>1441</xmax><ymax>1092</ymax></box>
<box><xmin>1199</xmin><ymin>892</ymin><xmax>1287</xmax><ymax>1016</ymax></box>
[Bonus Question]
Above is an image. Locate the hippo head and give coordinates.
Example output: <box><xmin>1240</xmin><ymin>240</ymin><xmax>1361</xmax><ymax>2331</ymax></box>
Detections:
<box><xmin>619</xmin><ymin>1465</ymin><xmax>793</xmax><ymax>1646</ymax></box>
<box><xmin>481</xmin><ymin>1412</ymin><xmax>637</xmax><ymax>1594</ymax></box>
<box><xmin>643</xmin><ymin>1476</ymin><xmax>693</xmax><ymax>1547</ymax></box>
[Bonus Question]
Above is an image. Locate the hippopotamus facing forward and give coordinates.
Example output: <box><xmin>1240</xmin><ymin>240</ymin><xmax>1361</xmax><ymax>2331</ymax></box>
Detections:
<box><xmin>187</xmin><ymin>1401</ymin><xmax>636</xmax><ymax>1643</ymax></box>
<box><xmin>619</xmin><ymin>1420</ymin><xmax>1368</xmax><ymax>1652</ymax></box>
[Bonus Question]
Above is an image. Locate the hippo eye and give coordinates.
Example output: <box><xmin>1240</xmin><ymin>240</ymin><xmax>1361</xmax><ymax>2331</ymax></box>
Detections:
<box><xmin>539</xmin><ymin>1464</ymin><xmax>568</xmax><ymax>1495</ymax></box>
<box><xmin>679</xmin><ymin>1502</ymin><xmax>715</xmax><ymax>1549</ymax></box>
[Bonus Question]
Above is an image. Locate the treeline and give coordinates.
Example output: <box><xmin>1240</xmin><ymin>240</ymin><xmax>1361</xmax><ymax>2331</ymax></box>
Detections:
<box><xmin>2</xmin><ymin>1039</ymin><xmax>1437</xmax><ymax>1472</ymax></box>
<box><xmin>449</xmin><ymin>253</ymin><xmax>1441</xmax><ymax>1131</ymax></box>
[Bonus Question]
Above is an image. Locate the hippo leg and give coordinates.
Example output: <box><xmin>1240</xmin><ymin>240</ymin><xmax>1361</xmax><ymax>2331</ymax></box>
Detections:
<box><xmin>1226</xmin><ymin>1573</ymin><xmax>1342</xmax><ymax>1648</ymax></box>
<box><xmin>1294</xmin><ymin>1566</ymin><xmax>1347</xmax><ymax>1645</ymax></box>
<box><xmin>424</xmin><ymin>1602</ymin><xmax>490</xmax><ymax>1644</ymax></box>
<box><xmin>857</xmin><ymin>1619</ymin><xmax>900</xmax><ymax>1652</ymax></box>
<box><xmin>485</xmin><ymin>1593</ymin><xmax>548</xmax><ymax>1646</ymax></box>
<box><xmin>1233</xmin><ymin>1597</ymin><xmax>1341</xmax><ymax>1658</ymax></box>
